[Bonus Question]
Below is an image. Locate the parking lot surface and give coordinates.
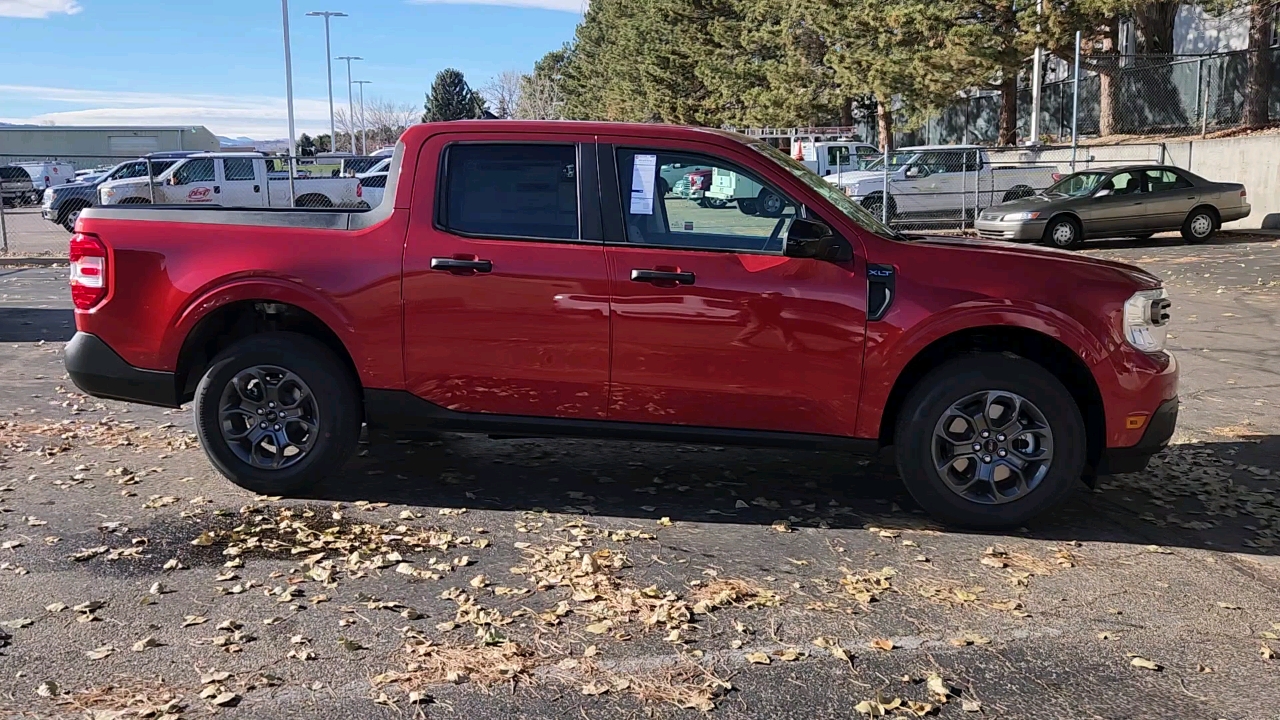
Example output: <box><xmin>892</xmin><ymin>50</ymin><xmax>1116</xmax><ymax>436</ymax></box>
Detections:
<box><xmin>0</xmin><ymin>233</ymin><xmax>1277</xmax><ymax>719</ymax></box>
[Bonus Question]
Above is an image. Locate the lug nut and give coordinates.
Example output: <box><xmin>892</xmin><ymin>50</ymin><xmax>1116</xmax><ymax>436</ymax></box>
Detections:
<box><xmin>260</xmin><ymin>422</ymin><xmax>267</xmax><ymax>428</ymax></box>
<box><xmin>257</xmin><ymin>408</ymin><xmax>265</xmax><ymax>415</ymax></box>
<box><xmin>997</xmin><ymin>449</ymin><xmax>1007</xmax><ymax>457</ymax></box>
<box><xmin>980</xmin><ymin>430</ymin><xmax>990</xmax><ymax>438</ymax></box>
<box><xmin>268</xmin><ymin>402</ymin><xmax>276</xmax><ymax>408</ymax></box>
<box><xmin>972</xmin><ymin>443</ymin><xmax>982</xmax><ymax>451</ymax></box>
<box><xmin>273</xmin><ymin>424</ymin><xmax>281</xmax><ymax>431</ymax></box>
<box><xmin>982</xmin><ymin>455</ymin><xmax>992</xmax><ymax>463</ymax></box>
<box><xmin>997</xmin><ymin>433</ymin><xmax>1006</xmax><ymax>442</ymax></box>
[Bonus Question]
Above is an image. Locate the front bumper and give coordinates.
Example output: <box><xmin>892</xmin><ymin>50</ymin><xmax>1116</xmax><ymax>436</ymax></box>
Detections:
<box><xmin>1096</xmin><ymin>396</ymin><xmax>1179</xmax><ymax>474</ymax></box>
<box><xmin>65</xmin><ymin>332</ymin><xmax>180</xmax><ymax>408</ymax></box>
<box><xmin>974</xmin><ymin>218</ymin><xmax>1048</xmax><ymax>241</ymax></box>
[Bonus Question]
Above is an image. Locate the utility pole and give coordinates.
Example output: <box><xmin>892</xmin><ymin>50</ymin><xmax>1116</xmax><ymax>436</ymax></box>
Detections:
<box><xmin>336</xmin><ymin>55</ymin><xmax>362</xmax><ymax>154</ymax></box>
<box><xmin>306</xmin><ymin>11</ymin><xmax>347</xmax><ymax>151</ymax></box>
<box><xmin>281</xmin><ymin>0</ymin><xmax>297</xmax><ymax>205</ymax></box>
<box><xmin>353</xmin><ymin>80</ymin><xmax>372</xmax><ymax>155</ymax></box>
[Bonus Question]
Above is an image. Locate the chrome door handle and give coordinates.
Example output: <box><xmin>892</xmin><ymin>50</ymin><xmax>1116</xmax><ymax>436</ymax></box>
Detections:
<box><xmin>430</xmin><ymin>257</ymin><xmax>492</xmax><ymax>274</ymax></box>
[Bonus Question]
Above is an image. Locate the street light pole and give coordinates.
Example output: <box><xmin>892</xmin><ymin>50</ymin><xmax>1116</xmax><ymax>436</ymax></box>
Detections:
<box><xmin>281</xmin><ymin>0</ymin><xmax>297</xmax><ymax>206</ymax></box>
<box><xmin>336</xmin><ymin>55</ymin><xmax>362</xmax><ymax>154</ymax></box>
<box><xmin>306</xmin><ymin>11</ymin><xmax>347</xmax><ymax>151</ymax></box>
<box><xmin>353</xmin><ymin>80</ymin><xmax>372</xmax><ymax>155</ymax></box>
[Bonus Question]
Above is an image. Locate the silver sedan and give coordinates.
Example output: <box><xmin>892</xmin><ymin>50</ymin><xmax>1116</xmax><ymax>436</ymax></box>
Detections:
<box><xmin>975</xmin><ymin>165</ymin><xmax>1249</xmax><ymax>250</ymax></box>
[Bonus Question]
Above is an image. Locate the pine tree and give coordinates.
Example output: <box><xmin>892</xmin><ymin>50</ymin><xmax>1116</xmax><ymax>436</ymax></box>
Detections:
<box><xmin>423</xmin><ymin>69</ymin><xmax>487</xmax><ymax>123</ymax></box>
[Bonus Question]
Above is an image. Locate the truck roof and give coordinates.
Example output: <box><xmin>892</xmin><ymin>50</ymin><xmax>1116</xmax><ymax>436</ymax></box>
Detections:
<box><xmin>898</xmin><ymin>144</ymin><xmax>985</xmax><ymax>151</ymax></box>
<box><xmin>402</xmin><ymin>120</ymin><xmax>756</xmax><ymax>146</ymax></box>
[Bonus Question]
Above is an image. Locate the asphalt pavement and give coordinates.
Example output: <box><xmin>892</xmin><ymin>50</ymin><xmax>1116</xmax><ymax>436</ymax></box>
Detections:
<box><xmin>0</xmin><ymin>232</ymin><xmax>1278</xmax><ymax>719</ymax></box>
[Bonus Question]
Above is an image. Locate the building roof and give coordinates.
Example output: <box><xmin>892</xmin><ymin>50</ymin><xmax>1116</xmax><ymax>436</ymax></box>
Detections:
<box><xmin>0</xmin><ymin>125</ymin><xmax>209</xmax><ymax>132</ymax></box>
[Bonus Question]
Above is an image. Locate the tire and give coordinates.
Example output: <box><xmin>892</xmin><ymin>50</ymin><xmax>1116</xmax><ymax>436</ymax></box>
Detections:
<box><xmin>120</xmin><ymin>197</ymin><xmax>152</xmax><ymax>205</ymax></box>
<box><xmin>60</xmin><ymin>203</ymin><xmax>90</xmax><ymax>233</ymax></box>
<box><xmin>193</xmin><ymin>332</ymin><xmax>361</xmax><ymax>496</ymax></box>
<box><xmin>1130</xmin><ymin>232</ymin><xmax>1154</xmax><ymax>241</ymax></box>
<box><xmin>860</xmin><ymin>193</ymin><xmax>895</xmax><ymax>223</ymax></box>
<box><xmin>1181</xmin><ymin>207</ymin><xmax>1217</xmax><ymax>244</ymax></box>
<box><xmin>705</xmin><ymin>197</ymin><xmax>728</xmax><ymax>209</ymax></box>
<box><xmin>894</xmin><ymin>353</ymin><xmax>1086</xmax><ymax>529</ymax></box>
<box><xmin>296</xmin><ymin>194</ymin><xmax>333</xmax><ymax>209</ymax></box>
<box><xmin>737</xmin><ymin>199</ymin><xmax>758</xmax><ymax>216</ymax></box>
<box><xmin>756</xmin><ymin>189</ymin><xmax>784</xmax><ymax>218</ymax></box>
<box><xmin>1002</xmin><ymin>185</ymin><xmax>1034</xmax><ymax>202</ymax></box>
<box><xmin>1042</xmin><ymin>215</ymin><xmax>1082</xmax><ymax>250</ymax></box>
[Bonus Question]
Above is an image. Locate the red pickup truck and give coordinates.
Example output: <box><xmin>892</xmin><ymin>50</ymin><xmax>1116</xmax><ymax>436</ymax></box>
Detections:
<box><xmin>65</xmin><ymin>121</ymin><xmax>1177</xmax><ymax>528</ymax></box>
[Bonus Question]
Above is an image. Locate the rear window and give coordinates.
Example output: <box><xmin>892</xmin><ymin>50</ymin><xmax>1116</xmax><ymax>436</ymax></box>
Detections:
<box><xmin>360</xmin><ymin>174</ymin><xmax>387</xmax><ymax>189</ymax></box>
<box><xmin>439</xmin><ymin>144</ymin><xmax>578</xmax><ymax>241</ymax></box>
<box><xmin>0</xmin><ymin>167</ymin><xmax>31</xmax><ymax>181</ymax></box>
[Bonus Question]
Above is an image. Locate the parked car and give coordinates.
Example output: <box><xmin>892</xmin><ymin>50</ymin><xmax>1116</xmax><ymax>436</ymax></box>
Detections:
<box><xmin>975</xmin><ymin>165</ymin><xmax>1250</xmax><ymax>249</ymax></box>
<box><xmin>10</xmin><ymin>161</ymin><xmax>76</xmax><ymax>202</ymax></box>
<box><xmin>340</xmin><ymin>156</ymin><xmax>383</xmax><ymax>177</ymax></box>
<box><xmin>66</xmin><ymin>121</ymin><xmax>1178</xmax><ymax>529</ymax></box>
<box><xmin>827</xmin><ymin>145</ymin><xmax>1055</xmax><ymax>222</ymax></box>
<box><xmin>357</xmin><ymin>158</ymin><xmax>391</xmax><ymax>178</ymax></box>
<box><xmin>357</xmin><ymin>171</ymin><xmax>388</xmax><ymax>208</ymax></box>
<box><xmin>96</xmin><ymin>153</ymin><xmax>364</xmax><ymax>209</ymax></box>
<box><xmin>42</xmin><ymin>152</ymin><xmax>200</xmax><ymax>231</ymax></box>
<box><xmin>0</xmin><ymin>167</ymin><xmax>35</xmax><ymax>207</ymax></box>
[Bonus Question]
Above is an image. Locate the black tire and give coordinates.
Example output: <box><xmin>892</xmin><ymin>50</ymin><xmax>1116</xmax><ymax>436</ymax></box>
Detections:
<box><xmin>894</xmin><ymin>353</ymin><xmax>1086</xmax><ymax>529</ymax></box>
<box><xmin>860</xmin><ymin>193</ymin><xmax>895</xmax><ymax>223</ymax></box>
<box><xmin>1042</xmin><ymin>215</ymin><xmax>1083</xmax><ymax>250</ymax></box>
<box><xmin>737</xmin><ymin>199</ymin><xmax>758</xmax><ymax>216</ymax></box>
<box><xmin>60</xmin><ymin>202</ymin><xmax>90</xmax><ymax>232</ymax></box>
<box><xmin>1002</xmin><ymin>185</ymin><xmax>1035</xmax><ymax>202</ymax></box>
<box><xmin>706</xmin><ymin>197</ymin><xmax>728</xmax><ymax>209</ymax></box>
<box><xmin>120</xmin><ymin>197</ymin><xmax>152</xmax><ymax>205</ymax></box>
<box><xmin>756</xmin><ymin>189</ymin><xmax>784</xmax><ymax>218</ymax></box>
<box><xmin>193</xmin><ymin>332</ymin><xmax>361</xmax><ymax>496</ymax></box>
<box><xmin>1181</xmin><ymin>206</ymin><xmax>1217</xmax><ymax>244</ymax></box>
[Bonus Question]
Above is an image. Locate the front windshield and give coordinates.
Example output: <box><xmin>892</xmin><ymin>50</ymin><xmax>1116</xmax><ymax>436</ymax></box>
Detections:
<box><xmin>1045</xmin><ymin>171</ymin><xmax>1108</xmax><ymax>197</ymax></box>
<box><xmin>863</xmin><ymin>151</ymin><xmax>918</xmax><ymax>171</ymax></box>
<box><xmin>750</xmin><ymin>142</ymin><xmax>898</xmax><ymax>238</ymax></box>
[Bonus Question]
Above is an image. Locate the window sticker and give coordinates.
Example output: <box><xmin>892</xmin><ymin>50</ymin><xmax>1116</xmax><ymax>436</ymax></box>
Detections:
<box><xmin>630</xmin><ymin>154</ymin><xmax>657</xmax><ymax>215</ymax></box>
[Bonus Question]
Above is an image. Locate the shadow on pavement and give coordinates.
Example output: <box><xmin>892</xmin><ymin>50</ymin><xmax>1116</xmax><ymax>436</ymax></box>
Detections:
<box><xmin>305</xmin><ymin>430</ymin><xmax>1279</xmax><ymax>558</ymax></box>
<box><xmin>0</xmin><ymin>307</ymin><xmax>74</xmax><ymax>342</ymax></box>
<box><xmin>1085</xmin><ymin>230</ymin><xmax>1278</xmax><ymax>251</ymax></box>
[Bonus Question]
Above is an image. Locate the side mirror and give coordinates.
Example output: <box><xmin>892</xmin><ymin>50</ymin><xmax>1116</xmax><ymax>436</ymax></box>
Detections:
<box><xmin>904</xmin><ymin>165</ymin><xmax>925</xmax><ymax>179</ymax></box>
<box><xmin>785</xmin><ymin>218</ymin><xmax>852</xmax><ymax>262</ymax></box>
<box><xmin>1094</xmin><ymin>188</ymin><xmax>1112</xmax><ymax>198</ymax></box>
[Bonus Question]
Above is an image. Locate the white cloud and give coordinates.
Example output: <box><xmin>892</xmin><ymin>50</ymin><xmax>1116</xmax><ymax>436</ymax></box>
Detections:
<box><xmin>407</xmin><ymin>0</ymin><xmax>586</xmax><ymax>12</ymax></box>
<box><xmin>0</xmin><ymin>84</ymin><xmax>335</xmax><ymax>139</ymax></box>
<box><xmin>0</xmin><ymin>0</ymin><xmax>82</xmax><ymax>19</ymax></box>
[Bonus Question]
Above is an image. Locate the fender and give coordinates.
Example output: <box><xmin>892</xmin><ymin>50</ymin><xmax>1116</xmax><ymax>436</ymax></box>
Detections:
<box><xmin>162</xmin><ymin>276</ymin><xmax>364</xmax><ymax>379</ymax></box>
<box><xmin>854</xmin><ymin>300</ymin><xmax>1109</xmax><ymax>439</ymax></box>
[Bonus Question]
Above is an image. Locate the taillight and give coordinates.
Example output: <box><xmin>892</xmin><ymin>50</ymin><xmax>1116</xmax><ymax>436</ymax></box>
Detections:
<box><xmin>45</xmin><ymin>176</ymin><xmax>51</xmax><ymax>184</ymax></box>
<box><xmin>1241</xmin><ymin>189</ymin><xmax>1248</xmax><ymax>198</ymax></box>
<box><xmin>356</xmin><ymin>183</ymin><xmax>363</xmax><ymax>198</ymax></box>
<box><xmin>69</xmin><ymin>233</ymin><xmax>107</xmax><ymax>310</ymax></box>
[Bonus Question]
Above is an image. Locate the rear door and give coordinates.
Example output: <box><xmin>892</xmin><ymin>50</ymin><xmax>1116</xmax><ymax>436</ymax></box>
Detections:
<box><xmin>160</xmin><ymin>158</ymin><xmax>217</xmax><ymax>205</ymax></box>
<box><xmin>401</xmin><ymin>134</ymin><xmax>612</xmax><ymax>420</ymax></box>
<box><xmin>600</xmin><ymin>141</ymin><xmax>867</xmax><ymax>436</ymax></box>
<box><xmin>1141</xmin><ymin>168</ymin><xmax>1198</xmax><ymax>230</ymax></box>
<box><xmin>218</xmin><ymin>158</ymin><xmax>265</xmax><ymax>207</ymax></box>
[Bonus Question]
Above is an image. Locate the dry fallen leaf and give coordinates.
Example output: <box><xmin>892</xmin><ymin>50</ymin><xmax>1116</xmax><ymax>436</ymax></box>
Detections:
<box><xmin>927</xmin><ymin>674</ymin><xmax>952</xmax><ymax>702</ymax></box>
<box><xmin>870</xmin><ymin>638</ymin><xmax>894</xmax><ymax>652</ymax></box>
<box><xmin>131</xmin><ymin>637</ymin><xmax>162</xmax><ymax>652</ymax></box>
<box><xmin>1216</xmin><ymin>602</ymin><xmax>1242</xmax><ymax>610</ymax></box>
<box><xmin>85</xmin><ymin>645</ymin><xmax>115</xmax><ymax>660</ymax></box>
<box><xmin>209</xmin><ymin>692</ymin><xmax>238</xmax><ymax>707</ymax></box>
<box><xmin>1260</xmin><ymin>645</ymin><xmax>1276</xmax><ymax>660</ymax></box>
<box><xmin>962</xmin><ymin>699</ymin><xmax>982</xmax><ymax>712</ymax></box>
<box><xmin>1130</xmin><ymin>656</ymin><xmax>1162</xmax><ymax>671</ymax></box>
<box><xmin>36</xmin><ymin>680</ymin><xmax>58</xmax><ymax>698</ymax></box>
<box><xmin>745</xmin><ymin>652</ymin><xmax>771</xmax><ymax>665</ymax></box>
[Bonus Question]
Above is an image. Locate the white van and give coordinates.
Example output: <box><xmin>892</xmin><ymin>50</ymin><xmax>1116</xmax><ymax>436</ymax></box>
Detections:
<box><xmin>12</xmin><ymin>162</ymin><xmax>77</xmax><ymax>199</ymax></box>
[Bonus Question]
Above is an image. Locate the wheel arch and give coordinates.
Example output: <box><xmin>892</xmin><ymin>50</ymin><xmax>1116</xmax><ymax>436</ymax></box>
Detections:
<box><xmin>875</xmin><ymin>324</ymin><xmax>1106</xmax><ymax>476</ymax></box>
<box><xmin>1187</xmin><ymin>203</ymin><xmax>1220</xmax><ymax>227</ymax></box>
<box><xmin>169</xmin><ymin>281</ymin><xmax>362</xmax><ymax>404</ymax></box>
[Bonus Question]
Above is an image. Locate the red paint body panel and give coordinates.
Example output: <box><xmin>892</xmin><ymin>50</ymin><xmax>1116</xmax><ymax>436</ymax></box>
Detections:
<box><xmin>73</xmin><ymin>120</ymin><xmax>1176</xmax><ymax>453</ymax></box>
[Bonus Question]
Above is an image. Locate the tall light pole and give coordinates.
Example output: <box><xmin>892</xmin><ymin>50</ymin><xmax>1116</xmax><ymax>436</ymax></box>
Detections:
<box><xmin>353</xmin><ymin>80</ymin><xmax>372</xmax><ymax>155</ymax></box>
<box><xmin>336</xmin><ymin>55</ymin><xmax>362</xmax><ymax>154</ymax></box>
<box><xmin>306</xmin><ymin>11</ymin><xmax>347</xmax><ymax>151</ymax></box>
<box><xmin>281</xmin><ymin>0</ymin><xmax>297</xmax><ymax>205</ymax></box>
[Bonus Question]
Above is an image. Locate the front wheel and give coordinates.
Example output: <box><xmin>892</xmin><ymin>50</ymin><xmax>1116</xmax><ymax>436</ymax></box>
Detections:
<box><xmin>1042</xmin><ymin>216</ymin><xmax>1082</xmax><ymax>250</ymax></box>
<box><xmin>193</xmin><ymin>332</ymin><xmax>361</xmax><ymax>496</ymax></box>
<box><xmin>894</xmin><ymin>353</ymin><xmax>1085</xmax><ymax>529</ymax></box>
<box><xmin>756</xmin><ymin>189</ymin><xmax>784</xmax><ymax>218</ymax></box>
<box><xmin>737</xmin><ymin>199</ymin><xmax>758</xmax><ymax>216</ymax></box>
<box><xmin>1182</xmin><ymin>208</ymin><xmax>1216</xmax><ymax>244</ymax></box>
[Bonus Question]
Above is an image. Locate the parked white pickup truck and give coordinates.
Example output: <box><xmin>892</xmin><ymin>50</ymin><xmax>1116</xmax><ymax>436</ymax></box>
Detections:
<box><xmin>794</xmin><ymin>140</ymin><xmax>881</xmax><ymax>177</ymax></box>
<box><xmin>826</xmin><ymin>144</ymin><xmax>1055</xmax><ymax>222</ymax></box>
<box><xmin>97</xmin><ymin>153</ymin><xmax>366</xmax><ymax>209</ymax></box>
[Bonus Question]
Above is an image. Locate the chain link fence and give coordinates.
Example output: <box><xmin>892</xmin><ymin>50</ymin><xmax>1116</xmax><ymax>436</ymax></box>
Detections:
<box><xmin>0</xmin><ymin>153</ymin><xmax>385</xmax><ymax>256</ymax></box>
<box><xmin>832</xmin><ymin>143</ymin><xmax>1168</xmax><ymax>233</ymax></box>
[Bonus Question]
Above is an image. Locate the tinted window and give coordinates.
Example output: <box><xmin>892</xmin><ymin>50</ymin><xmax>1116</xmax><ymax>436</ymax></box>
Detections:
<box><xmin>360</xmin><ymin>174</ymin><xmax>387</xmax><ymax>189</ymax></box>
<box><xmin>617</xmin><ymin>149</ymin><xmax>795</xmax><ymax>254</ymax></box>
<box><xmin>223</xmin><ymin>158</ymin><xmax>256</xmax><ymax>181</ymax></box>
<box><xmin>1144</xmin><ymin>169</ymin><xmax>1192</xmax><ymax>192</ymax></box>
<box><xmin>172</xmin><ymin>159</ymin><xmax>215</xmax><ymax>184</ymax></box>
<box><xmin>441</xmin><ymin>144</ymin><xmax>578</xmax><ymax>240</ymax></box>
<box><xmin>0</xmin><ymin>167</ymin><xmax>30</xmax><ymax>181</ymax></box>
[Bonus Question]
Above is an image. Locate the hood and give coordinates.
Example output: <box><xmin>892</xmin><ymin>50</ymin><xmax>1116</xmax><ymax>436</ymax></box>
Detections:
<box><xmin>911</xmin><ymin>234</ymin><xmax>1162</xmax><ymax>289</ymax></box>
<box><xmin>51</xmin><ymin>180</ymin><xmax>98</xmax><ymax>193</ymax></box>
<box><xmin>826</xmin><ymin>170</ymin><xmax>887</xmax><ymax>186</ymax></box>
<box><xmin>983</xmin><ymin>195</ymin><xmax>1060</xmax><ymax>214</ymax></box>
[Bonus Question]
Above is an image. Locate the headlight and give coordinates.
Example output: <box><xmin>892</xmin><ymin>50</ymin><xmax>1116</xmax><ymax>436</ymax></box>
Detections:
<box><xmin>1123</xmin><ymin>288</ymin><xmax>1171</xmax><ymax>353</ymax></box>
<box><xmin>102</xmin><ymin>188</ymin><xmax>116</xmax><ymax>198</ymax></box>
<box><xmin>1001</xmin><ymin>211</ymin><xmax>1040</xmax><ymax>221</ymax></box>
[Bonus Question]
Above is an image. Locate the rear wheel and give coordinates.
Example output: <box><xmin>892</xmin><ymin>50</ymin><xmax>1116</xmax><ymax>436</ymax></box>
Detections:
<box><xmin>1182</xmin><ymin>207</ymin><xmax>1217</xmax><ymax>244</ymax></box>
<box><xmin>894</xmin><ymin>353</ymin><xmax>1085</xmax><ymax>528</ymax></box>
<box><xmin>737</xmin><ymin>199</ymin><xmax>758</xmax><ymax>215</ymax></box>
<box><xmin>60</xmin><ymin>203</ymin><xmax>90</xmax><ymax>232</ymax></box>
<box><xmin>193</xmin><ymin>332</ymin><xmax>361</xmax><ymax>496</ymax></box>
<box><xmin>860</xmin><ymin>193</ymin><xmax>895</xmax><ymax>223</ymax></box>
<box><xmin>705</xmin><ymin>197</ymin><xmax>727</xmax><ymax>209</ymax></box>
<box><xmin>756</xmin><ymin>189</ymin><xmax>785</xmax><ymax>218</ymax></box>
<box><xmin>1042</xmin><ymin>215</ymin><xmax>1082</xmax><ymax>250</ymax></box>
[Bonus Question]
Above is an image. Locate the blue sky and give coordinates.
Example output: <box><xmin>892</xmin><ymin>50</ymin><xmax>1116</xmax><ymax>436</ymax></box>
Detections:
<box><xmin>0</xmin><ymin>0</ymin><xmax>583</xmax><ymax>138</ymax></box>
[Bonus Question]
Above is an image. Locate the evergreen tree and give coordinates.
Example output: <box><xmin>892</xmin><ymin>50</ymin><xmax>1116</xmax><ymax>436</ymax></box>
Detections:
<box><xmin>423</xmin><ymin>68</ymin><xmax>488</xmax><ymax>122</ymax></box>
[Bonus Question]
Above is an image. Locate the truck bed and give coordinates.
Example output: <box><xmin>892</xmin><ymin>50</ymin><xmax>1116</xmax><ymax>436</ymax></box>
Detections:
<box><xmin>80</xmin><ymin>201</ymin><xmax>390</xmax><ymax>231</ymax></box>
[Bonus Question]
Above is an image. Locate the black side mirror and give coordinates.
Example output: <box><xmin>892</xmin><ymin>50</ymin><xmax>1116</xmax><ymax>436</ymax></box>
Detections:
<box><xmin>785</xmin><ymin>218</ymin><xmax>851</xmax><ymax>262</ymax></box>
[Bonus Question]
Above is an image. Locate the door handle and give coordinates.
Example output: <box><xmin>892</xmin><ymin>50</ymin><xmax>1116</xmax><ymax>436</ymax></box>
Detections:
<box><xmin>430</xmin><ymin>257</ymin><xmax>492</xmax><ymax>274</ymax></box>
<box><xmin>631</xmin><ymin>269</ymin><xmax>695</xmax><ymax>285</ymax></box>
<box><xmin>214</xmin><ymin>186</ymin><xmax>220</xmax><ymax>194</ymax></box>
<box><xmin>253</xmin><ymin>185</ymin><xmax>260</xmax><ymax>193</ymax></box>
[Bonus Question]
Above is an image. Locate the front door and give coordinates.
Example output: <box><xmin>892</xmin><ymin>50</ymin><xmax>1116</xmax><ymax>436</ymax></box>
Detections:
<box><xmin>601</xmin><ymin>144</ymin><xmax>867</xmax><ymax>437</ymax></box>
<box><xmin>402</xmin><ymin>136</ymin><xmax>612</xmax><ymax>420</ymax></box>
<box><xmin>1081</xmin><ymin>170</ymin><xmax>1149</xmax><ymax>236</ymax></box>
<box><xmin>160</xmin><ymin>157</ymin><xmax>217</xmax><ymax>205</ymax></box>
<box><xmin>218</xmin><ymin>158</ymin><xmax>264</xmax><ymax>207</ymax></box>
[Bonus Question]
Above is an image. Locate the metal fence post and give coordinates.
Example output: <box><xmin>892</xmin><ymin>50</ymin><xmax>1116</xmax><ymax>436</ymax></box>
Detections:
<box><xmin>147</xmin><ymin>160</ymin><xmax>156</xmax><ymax>204</ymax></box>
<box><xmin>0</xmin><ymin>197</ymin><xmax>8</xmax><ymax>254</ymax></box>
<box><xmin>1070</xmin><ymin>30</ymin><xmax>1081</xmax><ymax>171</ymax></box>
<box><xmin>1200</xmin><ymin>59</ymin><xmax>1210</xmax><ymax>137</ymax></box>
<box><xmin>881</xmin><ymin>144</ymin><xmax>889</xmax><ymax>225</ymax></box>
